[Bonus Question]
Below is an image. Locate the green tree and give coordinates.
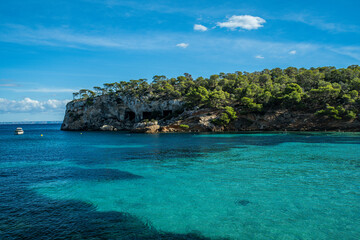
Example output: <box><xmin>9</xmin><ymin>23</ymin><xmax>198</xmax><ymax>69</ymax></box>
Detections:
<box><xmin>309</xmin><ymin>83</ymin><xmax>340</xmax><ymax>104</ymax></box>
<box><xmin>279</xmin><ymin>83</ymin><xmax>303</xmax><ymax>105</ymax></box>
<box><xmin>207</xmin><ymin>90</ymin><xmax>230</xmax><ymax>108</ymax></box>
<box><xmin>241</xmin><ymin>97</ymin><xmax>263</xmax><ymax>112</ymax></box>
<box><xmin>224</xmin><ymin>106</ymin><xmax>237</xmax><ymax>120</ymax></box>
<box><xmin>72</xmin><ymin>92</ymin><xmax>79</xmax><ymax>100</ymax></box>
<box><xmin>185</xmin><ymin>86</ymin><xmax>209</xmax><ymax>106</ymax></box>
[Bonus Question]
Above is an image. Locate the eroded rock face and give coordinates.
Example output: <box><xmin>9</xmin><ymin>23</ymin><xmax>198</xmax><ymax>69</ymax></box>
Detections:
<box><xmin>229</xmin><ymin>110</ymin><xmax>360</xmax><ymax>132</ymax></box>
<box><xmin>61</xmin><ymin>94</ymin><xmax>184</xmax><ymax>131</ymax></box>
<box><xmin>61</xmin><ymin>95</ymin><xmax>360</xmax><ymax>132</ymax></box>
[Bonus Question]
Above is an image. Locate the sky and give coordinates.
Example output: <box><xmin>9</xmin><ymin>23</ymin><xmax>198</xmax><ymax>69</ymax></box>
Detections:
<box><xmin>0</xmin><ymin>0</ymin><xmax>359</xmax><ymax>122</ymax></box>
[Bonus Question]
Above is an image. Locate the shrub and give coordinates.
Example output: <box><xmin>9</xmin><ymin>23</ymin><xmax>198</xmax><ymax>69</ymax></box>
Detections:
<box><xmin>315</xmin><ymin>105</ymin><xmax>342</xmax><ymax>119</ymax></box>
<box><xmin>224</xmin><ymin>106</ymin><xmax>237</xmax><ymax>120</ymax></box>
<box><xmin>345</xmin><ymin>111</ymin><xmax>357</xmax><ymax>120</ymax></box>
<box><xmin>179</xmin><ymin>124</ymin><xmax>189</xmax><ymax>129</ymax></box>
<box><xmin>215</xmin><ymin>113</ymin><xmax>230</xmax><ymax>126</ymax></box>
<box><xmin>241</xmin><ymin>97</ymin><xmax>263</xmax><ymax>112</ymax></box>
<box><xmin>86</xmin><ymin>98</ymin><xmax>94</xmax><ymax>106</ymax></box>
<box><xmin>315</xmin><ymin>104</ymin><xmax>357</xmax><ymax>120</ymax></box>
<box><xmin>213</xmin><ymin>106</ymin><xmax>237</xmax><ymax>126</ymax></box>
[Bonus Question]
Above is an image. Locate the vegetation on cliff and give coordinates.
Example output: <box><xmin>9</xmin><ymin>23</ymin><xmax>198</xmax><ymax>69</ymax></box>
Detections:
<box><xmin>72</xmin><ymin>65</ymin><xmax>360</xmax><ymax>121</ymax></box>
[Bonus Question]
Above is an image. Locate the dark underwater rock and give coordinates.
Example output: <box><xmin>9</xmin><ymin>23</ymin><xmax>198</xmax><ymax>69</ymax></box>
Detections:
<box><xmin>236</xmin><ymin>199</ymin><xmax>251</xmax><ymax>206</ymax></box>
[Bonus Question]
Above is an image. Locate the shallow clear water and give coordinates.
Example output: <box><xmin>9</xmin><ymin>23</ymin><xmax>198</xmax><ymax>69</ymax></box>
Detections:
<box><xmin>0</xmin><ymin>124</ymin><xmax>359</xmax><ymax>239</ymax></box>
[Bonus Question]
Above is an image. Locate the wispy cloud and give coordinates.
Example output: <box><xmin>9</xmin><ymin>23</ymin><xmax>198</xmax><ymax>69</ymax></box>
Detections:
<box><xmin>176</xmin><ymin>43</ymin><xmax>189</xmax><ymax>48</ymax></box>
<box><xmin>0</xmin><ymin>83</ymin><xmax>17</xmax><ymax>87</ymax></box>
<box><xmin>197</xmin><ymin>37</ymin><xmax>316</xmax><ymax>57</ymax></box>
<box><xmin>0</xmin><ymin>79</ymin><xmax>18</xmax><ymax>87</ymax></box>
<box><xmin>217</xmin><ymin>15</ymin><xmax>266</xmax><ymax>30</ymax></box>
<box><xmin>0</xmin><ymin>24</ymin><xmax>175</xmax><ymax>50</ymax></box>
<box><xmin>0</xmin><ymin>24</ymin><xmax>317</xmax><ymax>56</ymax></box>
<box><xmin>283</xmin><ymin>14</ymin><xmax>359</xmax><ymax>33</ymax></box>
<box><xmin>101</xmin><ymin>0</ymin><xmax>190</xmax><ymax>14</ymax></box>
<box><xmin>328</xmin><ymin>46</ymin><xmax>360</xmax><ymax>61</ymax></box>
<box><xmin>255</xmin><ymin>55</ymin><xmax>264</xmax><ymax>59</ymax></box>
<box><xmin>194</xmin><ymin>24</ymin><xmax>208</xmax><ymax>32</ymax></box>
<box><xmin>10</xmin><ymin>88</ymin><xmax>77</xmax><ymax>93</ymax></box>
<box><xmin>0</xmin><ymin>24</ymin><xmax>120</xmax><ymax>48</ymax></box>
<box><xmin>91</xmin><ymin>0</ymin><xmax>231</xmax><ymax>17</ymax></box>
<box><xmin>0</xmin><ymin>98</ymin><xmax>70</xmax><ymax>113</ymax></box>
<box><xmin>0</xmin><ymin>24</ymin><xmax>358</xmax><ymax>62</ymax></box>
<box><xmin>0</xmin><ymin>79</ymin><xmax>78</xmax><ymax>92</ymax></box>
<box><xmin>289</xmin><ymin>50</ymin><xmax>297</xmax><ymax>55</ymax></box>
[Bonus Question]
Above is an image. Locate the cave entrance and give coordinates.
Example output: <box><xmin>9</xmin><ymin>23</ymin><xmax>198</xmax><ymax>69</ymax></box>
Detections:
<box><xmin>142</xmin><ymin>112</ymin><xmax>152</xmax><ymax>120</ymax></box>
<box><xmin>125</xmin><ymin>111</ymin><xmax>135</xmax><ymax>121</ymax></box>
<box><xmin>163</xmin><ymin>110</ymin><xmax>172</xmax><ymax>117</ymax></box>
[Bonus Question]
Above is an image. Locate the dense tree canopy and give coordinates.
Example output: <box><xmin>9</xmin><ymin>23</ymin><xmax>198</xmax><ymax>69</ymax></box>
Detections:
<box><xmin>73</xmin><ymin>66</ymin><xmax>360</xmax><ymax>120</ymax></box>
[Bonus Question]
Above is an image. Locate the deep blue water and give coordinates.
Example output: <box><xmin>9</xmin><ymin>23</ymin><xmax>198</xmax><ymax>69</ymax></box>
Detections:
<box><xmin>0</xmin><ymin>124</ymin><xmax>359</xmax><ymax>239</ymax></box>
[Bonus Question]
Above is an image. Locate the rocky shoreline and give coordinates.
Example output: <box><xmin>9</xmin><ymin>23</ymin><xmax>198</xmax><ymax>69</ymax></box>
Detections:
<box><xmin>61</xmin><ymin>94</ymin><xmax>360</xmax><ymax>133</ymax></box>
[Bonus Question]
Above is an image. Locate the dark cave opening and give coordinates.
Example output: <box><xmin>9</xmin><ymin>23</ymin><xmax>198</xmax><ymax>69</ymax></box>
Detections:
<box><xmin>163</xmin><ymin>110</ymin><xmax>173</xmax><ymax>117</ymax></box>
<box><xmin>125</xmin><ymin>111</ymin><xmax>136</xmax><ymax>121</ymax></box>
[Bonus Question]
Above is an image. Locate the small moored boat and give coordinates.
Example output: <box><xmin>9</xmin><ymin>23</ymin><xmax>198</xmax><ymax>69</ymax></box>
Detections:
<box><xmin>15</xmin><ymin>127</ymin><xmax>24</xmax><ymax>135</ymax></box>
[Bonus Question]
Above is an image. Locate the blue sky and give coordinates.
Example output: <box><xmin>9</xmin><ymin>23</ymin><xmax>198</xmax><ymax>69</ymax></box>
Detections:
<box><xmin>0</xmin><ymin>0</ymin><xmax>359</xmax><ymax>121</ymax></box>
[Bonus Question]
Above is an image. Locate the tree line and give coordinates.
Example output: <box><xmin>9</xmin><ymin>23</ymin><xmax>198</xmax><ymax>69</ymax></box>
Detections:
<box><xmin>73</xmin><ymin>65</ymin><xmax>360</xmax><ymax>120</ymax></box>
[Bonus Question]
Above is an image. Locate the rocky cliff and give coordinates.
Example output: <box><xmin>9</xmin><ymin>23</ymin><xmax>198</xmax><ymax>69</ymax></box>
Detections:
<box><xmin>61</xmin><ymin>94</ymin><xmax>360</xmax><ymax>133</ymax></box>
<box><xmin>61</xmin><ymin>94</ymin><xmax>184</xmax><ymax>131</ymax></box>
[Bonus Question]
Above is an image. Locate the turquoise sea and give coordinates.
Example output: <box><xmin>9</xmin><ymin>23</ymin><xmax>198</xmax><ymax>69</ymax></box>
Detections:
<box><xmin>0</xmin><ymin>124</ymin><xmax>359</xmax><ymax>239</ymax></box>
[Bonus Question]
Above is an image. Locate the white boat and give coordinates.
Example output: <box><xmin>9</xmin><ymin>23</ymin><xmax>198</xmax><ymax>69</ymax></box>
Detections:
<box><xmin>15</xmin><ymin>127</ymin><xmax>24</xmax><ymax>135</ymax></box>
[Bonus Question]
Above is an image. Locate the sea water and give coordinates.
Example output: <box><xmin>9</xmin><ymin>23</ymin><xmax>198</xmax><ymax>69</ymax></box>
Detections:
<box><xmin>0</xmin><ymin>124</ymin><xmax>359</xmax><ymax>239</ymax></box>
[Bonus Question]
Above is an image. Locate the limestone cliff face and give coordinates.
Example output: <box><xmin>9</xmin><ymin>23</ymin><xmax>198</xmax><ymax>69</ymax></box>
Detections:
<box><xmin>61</xmin><ymin>94</ymin><xmax>184</xmax><ymax>131</ymax></box>
<box><xmin>61</xmin><ymin>94</ymin><xmax>360</xmax><ymax>132</ymax></box>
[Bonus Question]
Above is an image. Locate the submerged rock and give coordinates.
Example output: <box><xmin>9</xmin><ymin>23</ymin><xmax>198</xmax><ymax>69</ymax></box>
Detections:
<box><xmin>236</xmin><ymin>199</ymin><xmax>251</xmax><ymax>206</ymax></box>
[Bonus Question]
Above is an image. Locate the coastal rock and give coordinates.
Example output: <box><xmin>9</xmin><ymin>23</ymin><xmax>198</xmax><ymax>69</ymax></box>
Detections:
<box><xmin>132</xmin><ymin>121</ymin><xmax>160</xmax><ymax>133</ymax></box>
<box><xmin>144</xmin><ymin>124</ymin><xmax>160</xmax><ymax>134</ymax></box>
<box><xmin>100</xmin><ymin>125</ymin><xmax>117</xmax><ymax>131</ymax></box>
<box><xmin>61</xmin><ymin>94</ymin><xmax>184</xmax><ymax>131</ymax></box>
<box><xmin>61</xmin><ymin>94</ymin><xmax>360</xmax><ymax>132</ymax></box>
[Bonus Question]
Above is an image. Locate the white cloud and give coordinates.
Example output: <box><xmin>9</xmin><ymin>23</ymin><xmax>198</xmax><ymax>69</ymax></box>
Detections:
<box><xmin>289</xmin><ymin>50</ymin><xmax>297</xmax><ymax>55</ymax></box>
<box><xmin>0</xmin><ymin>98</ymin><xmax>70</xmax><ymax>113</ymax></box>
<box><xmin>217</xmin><ymin>15</ymin><xmax>266</xmax><ymax>30</ymax></box>
<box><xmin>255</xmin><ymin>55</ymin><xmax>264</xmax><ymax>59</ymax></box>
<box><xmin>176</xmin><ymin>43</ymin><xmax>189</xmax><ymax>48</ymax></box>
<box><xmin>194</xmin><ymin>24</ymin><xmax>208</xmax><ymax>32</ymax></box>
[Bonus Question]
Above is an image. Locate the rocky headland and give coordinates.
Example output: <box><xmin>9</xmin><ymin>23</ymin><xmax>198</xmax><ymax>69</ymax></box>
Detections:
<box><xmin>61</xmin><ymin>66</ymin><xmax>360</xmax><ymax>133</ymax></box>
<box><xmin>61</xmin><ymin>94</ymin><xmax>360</xmax><ymax>133</ymax></box>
